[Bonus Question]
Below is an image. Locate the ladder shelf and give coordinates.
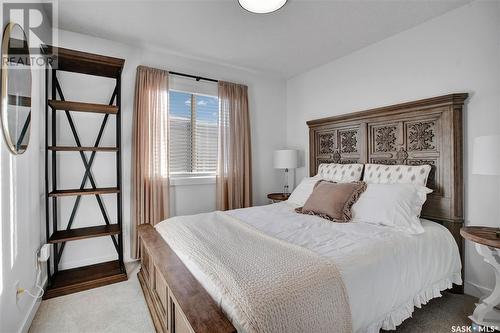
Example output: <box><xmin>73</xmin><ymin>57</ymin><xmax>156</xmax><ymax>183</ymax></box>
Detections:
<box><xmin>44</xmin><ymin>46</ymin><xmax>126</xmax><ymax>299</ymax></box>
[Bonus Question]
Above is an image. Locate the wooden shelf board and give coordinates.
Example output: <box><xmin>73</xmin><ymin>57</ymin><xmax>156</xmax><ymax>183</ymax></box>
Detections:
<box><xmin>42</xmin><ymin>45</ymin><xmax>124</xmax><ymax>78</ymax></box>
<box><xmin>44</xmin><ymin>260</ymin><xmax>127</xmax><ymax>299</ymax></box>
<box><xmin>48</xmin><ymin>146</ymin><xmax>119</xmax><ymax>152</ymax></box>
<box><xmin>48</xmin><ymin>187</ymin><xmax>119</xmax><ymax>197</ymax></box>
<box><xmin>49</xmin><ymin>224</ymin><xmax>121</xmax><ymax>243</ymax></box>
<box><xmin>48</xmin><ymin>100</ymin><xmax>118</xmax><ymax>114</ymax></box>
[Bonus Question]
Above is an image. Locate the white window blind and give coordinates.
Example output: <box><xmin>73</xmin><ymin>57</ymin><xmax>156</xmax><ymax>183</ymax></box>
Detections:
<box><xmin>169</xmin><ymin>90</ymin><xmax>218</xmax><ymax>175</ymax></box>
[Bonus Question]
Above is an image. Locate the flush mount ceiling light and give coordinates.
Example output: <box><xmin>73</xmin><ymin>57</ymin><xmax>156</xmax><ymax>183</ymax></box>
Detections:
<box><xmin>238</xmin><ymin>0</ymin><xmax>288</xmax><ymax>14</ymax></box>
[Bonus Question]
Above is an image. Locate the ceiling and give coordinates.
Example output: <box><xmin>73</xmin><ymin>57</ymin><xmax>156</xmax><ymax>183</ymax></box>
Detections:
<box><xmin>58</xmin><ymin>0</ymin><xmax>470</xmax><ymax>78</ymax></box>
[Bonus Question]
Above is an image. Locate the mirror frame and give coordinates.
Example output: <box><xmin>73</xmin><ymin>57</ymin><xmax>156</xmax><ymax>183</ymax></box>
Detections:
<box><xmin>1</xmin><ymin>22</ymin><xmax>32</xmax><ymax>155</ymax></box>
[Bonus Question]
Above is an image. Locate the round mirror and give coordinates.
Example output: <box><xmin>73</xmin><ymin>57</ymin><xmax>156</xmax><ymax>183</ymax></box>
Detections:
<box><xmin>1</xmin><ymin>23</ymin><xmax>32</xmax><ymax>154</ymax></box>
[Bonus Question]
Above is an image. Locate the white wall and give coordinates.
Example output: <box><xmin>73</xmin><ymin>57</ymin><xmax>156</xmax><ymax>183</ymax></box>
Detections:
<box><xmin>0</xmin><ymin>41</ymin><xmax>45</xmax><ymax>333</ymax></box>
<box><xmin>286</xmin><ymin>0</ymin><xmax>500</xmax><ymax>297</ymax></box>
<box><xmin>170</xmin><ymin>182</ymin><xmax>216</xmax><ymax>216</ymax></box>
<box><xmin>53</xmin><ymin>29</ymin><xmax>287</xmax><ymax>269</ymax></box>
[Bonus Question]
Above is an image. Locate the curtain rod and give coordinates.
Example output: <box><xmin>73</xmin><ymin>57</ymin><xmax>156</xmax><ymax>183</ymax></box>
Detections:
<box><xmin>169</xmin><ymin>71</ymin><xmax>218</xmax><ymax>83</ymax></box>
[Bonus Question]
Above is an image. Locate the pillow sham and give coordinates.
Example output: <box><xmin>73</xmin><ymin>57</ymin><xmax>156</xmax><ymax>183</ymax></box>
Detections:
<box><xmin>351</xmin><ymin>183</ymin><xmax>432</xmax><ymax>234</ymax></box>
<box><xmin>363</xmin><ymin>163</ymin><xmax>431</xmax><ymax>187</ymax></box>
<box><xmin>296</xmin><ymin>181</ymin><xmax>367</xmax><ymax>222</ymax></box>
<box><xmin>287</xmin><ymin>176</ymin><xmax>321</xmax><ymax>206</ymax></box>
<box><xmin>317</xmin><ymin>163</ymin><xmax>364</xmax><ymax>182</ymax></box>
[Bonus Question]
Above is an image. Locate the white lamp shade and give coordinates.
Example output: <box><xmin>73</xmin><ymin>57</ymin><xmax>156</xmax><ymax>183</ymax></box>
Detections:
<box><xmin>274</xmin><ymin>150</ymin><xmax>298</xmax><ymax>169</ymax></box>
<box><xmin>472</xmin><ymin>135</ymin><xmax>500</xmax><ymax>175</ymax></box>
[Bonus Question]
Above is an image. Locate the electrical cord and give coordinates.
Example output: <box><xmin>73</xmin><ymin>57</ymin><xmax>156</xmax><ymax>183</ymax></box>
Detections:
<box><xmin>18</xmin><ymin>258</ymin><xmax>44</xmax><ymax>299</ymax></box>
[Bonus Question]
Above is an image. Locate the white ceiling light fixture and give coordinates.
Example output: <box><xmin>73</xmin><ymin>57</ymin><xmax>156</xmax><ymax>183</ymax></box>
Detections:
<box><xmin>238</xmin><ymin>0</ymin><xmax>288</xmax><ymax>14</ymax></box>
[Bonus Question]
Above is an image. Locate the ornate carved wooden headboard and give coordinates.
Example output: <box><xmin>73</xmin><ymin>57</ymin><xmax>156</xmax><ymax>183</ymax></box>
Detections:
<box><xmin>307</xmin><ymin>94</ymin><xmax>468</xmax><ymax>291</ymax></box>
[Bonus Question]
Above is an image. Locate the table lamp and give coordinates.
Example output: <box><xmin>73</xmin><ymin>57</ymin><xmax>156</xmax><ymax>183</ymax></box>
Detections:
<box><xmin>274</xmin><ymin>149</ymin><xmax>298</xmax><ymax>196</ymax></box>
<box><xmin>472</xmin><ymin>135</ymin><xmax>500</xmax><ymax>237</ymax></box>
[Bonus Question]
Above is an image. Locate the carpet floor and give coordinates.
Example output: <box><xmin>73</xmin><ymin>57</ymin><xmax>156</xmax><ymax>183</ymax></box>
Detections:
<box><xmin>382</xmin><ymin>292</ymin><xmax>477</xmax><ymax>332</ymax></box>
<box><xmin>30</xmin><ymin>267</ymin><xmax>478</xmax><ymax>333</ymax></box>
<box><xmin>29</xmin><ymin>264</ymin><xmax>154</xmax><ymax>333</ymax></box>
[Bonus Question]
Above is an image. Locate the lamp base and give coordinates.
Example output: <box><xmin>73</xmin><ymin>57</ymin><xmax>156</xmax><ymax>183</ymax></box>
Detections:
<box><xmin>283</xmin><ymin>185</ymin><xmax>289</xmax><ymax>196</ymax></box>
<box><xmin>283</xmin><ymin>168</ymin><xmax>289</xmax><ymax>196</ymax></box>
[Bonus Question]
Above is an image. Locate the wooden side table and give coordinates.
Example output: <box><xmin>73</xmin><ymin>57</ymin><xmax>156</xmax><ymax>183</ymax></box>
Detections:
<box><xmin>460</xmin><ymin>226</ymin><xmax>500</xmax><ymax>329</ymax></box>
<box><xmin>267</xmin><ymin>193</ymin><xmax>290</xmax><ymax>203</ymax></box>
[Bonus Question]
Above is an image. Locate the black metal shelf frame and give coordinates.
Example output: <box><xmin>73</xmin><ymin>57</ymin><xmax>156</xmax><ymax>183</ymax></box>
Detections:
<box><xmin>44</xmin><ymin>63</ymin><xmax>124</xmax><ymax>288</ymax></box>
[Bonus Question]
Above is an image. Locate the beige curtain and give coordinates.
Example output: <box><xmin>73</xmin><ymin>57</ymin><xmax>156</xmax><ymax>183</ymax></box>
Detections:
<box><xmin>131</xmin><ymin>66</ymin><xmax>169</xmax><ymax>258</ymax></box>
<box><xmin>216</xmin><ymin>81</ymin><xmax>252</xmax><ymax>210</ymax></box>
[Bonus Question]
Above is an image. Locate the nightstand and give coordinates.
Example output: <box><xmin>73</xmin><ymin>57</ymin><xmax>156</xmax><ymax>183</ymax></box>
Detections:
<box><xmin>460</xmin><ymin>226</ymin><xmax>500</xmax><ymax>330</ymax></box>
<box><xmin>267</xmin><ymin>193</ymin><xmax>290</xmax><ymax>203</ymax></box>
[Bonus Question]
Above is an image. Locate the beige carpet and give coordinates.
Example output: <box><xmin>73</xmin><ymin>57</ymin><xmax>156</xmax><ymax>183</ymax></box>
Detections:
<box><xmin>382</xmin><ymin>292</ymin><xmax>476</xmax><ymax>332</ymax></box>
<box><xmin>29</xmin><ymin>264</ymin><xmax>155</xmax><ymax>333</ymax></box>
<box><xmin>30</xmin><ymin>267</ymin><xmax>477</xmax><ymax>333</ymax></box>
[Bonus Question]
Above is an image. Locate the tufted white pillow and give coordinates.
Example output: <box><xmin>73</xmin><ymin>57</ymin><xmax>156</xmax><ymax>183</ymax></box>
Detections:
<box><xmin>363</xmin><ymin>164</ymin><xmax>431</xmax><ymax>187</ymax></box>
<box><xmin>317</xmin><ymin>163</ymin><xmax>364</xmax><ymax>182</ymax></box>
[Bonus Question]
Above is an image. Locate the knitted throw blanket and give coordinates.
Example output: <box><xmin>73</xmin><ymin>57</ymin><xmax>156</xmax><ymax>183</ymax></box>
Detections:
<box><xmin>156</xmin><ymin>211</ymin><xmax>352</xmax><ymax>333</ymax></box>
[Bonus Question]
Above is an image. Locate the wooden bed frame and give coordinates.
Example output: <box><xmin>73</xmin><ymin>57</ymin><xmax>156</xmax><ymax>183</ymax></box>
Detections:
<box><xmin>138</xmin><ymin>93</ymin><xmax>468</xmax><ymax>333</ymax></box>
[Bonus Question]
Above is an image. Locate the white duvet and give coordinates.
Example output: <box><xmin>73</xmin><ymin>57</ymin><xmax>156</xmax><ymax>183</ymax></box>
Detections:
<box><xmin>155</xmin><ymin>202</ymin><xmax>461</xmax><ymax>333</ymax></box>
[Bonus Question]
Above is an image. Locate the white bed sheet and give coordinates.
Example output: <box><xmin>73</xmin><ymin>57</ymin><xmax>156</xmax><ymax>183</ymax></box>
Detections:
<box><xmin>156</xmin><ymin>202</ymin><xmax>461</xmax><ymax>332</ymax></box>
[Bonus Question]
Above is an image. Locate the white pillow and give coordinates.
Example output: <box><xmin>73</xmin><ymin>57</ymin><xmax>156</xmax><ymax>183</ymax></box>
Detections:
<box><xmin>351</xmin><ymin>183</ymin><xmax>432</xmax><ymax>234</ymax></box>
<box><xmin>363</xmin><ymin>164</ymin><xmax>431</xmax><ymax>187</ymax></box>
<box><xmin>317</xmin><ymin>163</ymin><xmax>364</xmax><ymax>182</ymax></box>
<box><xmin>287</xmin><ymin>176</ymin><xmax>321</xmax><ymax>206</ymax></box>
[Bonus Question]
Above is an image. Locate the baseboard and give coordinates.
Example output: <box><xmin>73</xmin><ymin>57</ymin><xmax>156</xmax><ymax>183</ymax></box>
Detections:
<box><xmin>18</xmin><ymin>276</ymin><xmax>47</xmax><ymax>333</ymax></box>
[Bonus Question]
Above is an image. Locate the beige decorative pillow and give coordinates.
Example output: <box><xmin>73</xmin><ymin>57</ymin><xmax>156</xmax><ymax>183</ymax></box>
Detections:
<box><xmin>317</xmin><ymin>163</ymin><xmax>364</xmax><ymax>182</ymax></box>
<box><xmin>363</xmin><ymin>164</ymin><xmax>431</xmax><ymax>187</ymax></box>
<box><xmin>296</xmin><ymin>181</ymin><xmax>367</xmax><ymax>222</ymax></box>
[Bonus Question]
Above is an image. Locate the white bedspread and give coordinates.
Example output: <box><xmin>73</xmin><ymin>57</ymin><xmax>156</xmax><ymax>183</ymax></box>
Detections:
<box><xmin>157</xmin><ymin>211</ymin><xmax>351</xmax><ymax>333</ymax></box>
<box><xmin>155</xmin><ymin>202</ymin><xmax>461</xmax><ymax>333</ymax></box>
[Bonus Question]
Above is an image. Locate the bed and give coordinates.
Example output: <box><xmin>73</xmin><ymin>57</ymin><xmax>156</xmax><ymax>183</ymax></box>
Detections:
<box><xmin>137</xmin><ymin>93</ymin><xmax>468</xmax><ymax>333</ymax></box>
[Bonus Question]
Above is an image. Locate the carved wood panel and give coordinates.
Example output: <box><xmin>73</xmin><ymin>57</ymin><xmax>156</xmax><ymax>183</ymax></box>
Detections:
<box><xmin>339</xmin><ymin>129</ymin><xmax>358</xmax><ymax>153</ymax></box>
<box><xmin>407</xmin><ymin>121</ymin><xmax>436</xmax><ymax>151</ymax></box>
<box><xmin>374</xmin><ymin>125</ymin><xmax>397</xmax><ymax>152</ymax></box>
<box><xmin>308</xmin><ymin>93</ymin><xmax>467</xmax><ymax>226</ymax></box>
<box><xmin>367</xmin><ymin>116</ymin><xmax>441</xmax><ymax>192</ymax></box>
<box><xmin>314</xmin><ymin>125</ymin><xmax>363</xmax><ymax>166</ymax></box>
<box><xmin>318</xmin><ymin>132</ymin><xmax>335</xmax><ymax>154</ymax></box>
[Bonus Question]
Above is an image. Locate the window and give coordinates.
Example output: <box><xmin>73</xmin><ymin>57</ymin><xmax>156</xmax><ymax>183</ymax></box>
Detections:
<box><xmin>169</xmin><ymin>90</ymin><xmax>218</xmax><ymax>176</ymax></box>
